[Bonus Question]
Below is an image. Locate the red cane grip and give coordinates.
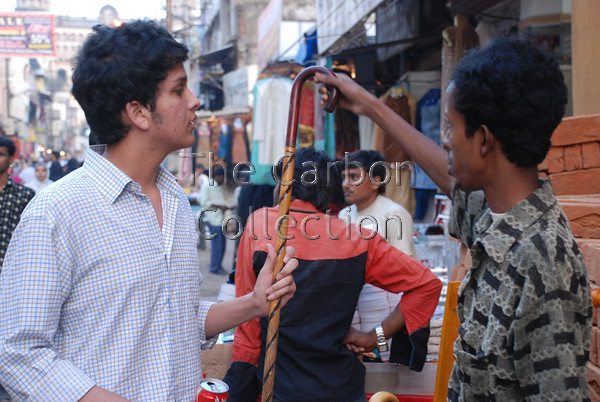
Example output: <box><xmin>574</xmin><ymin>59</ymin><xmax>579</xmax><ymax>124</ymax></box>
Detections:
<box><xmin>285</xmin><ymin>66</ymin><xmax>338</xmax><ymax>149</ymax></box>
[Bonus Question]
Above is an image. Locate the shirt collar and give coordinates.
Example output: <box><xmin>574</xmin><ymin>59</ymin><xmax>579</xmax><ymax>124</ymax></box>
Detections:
<box><xmin>474</xmin><ymin>179</ymin><xmax>557</xmax><ymax>264</ymax></box>
<box><xmin>4</xmin><ymin>176</ymin><xmax>15</xmax><ymax>188</ymax></box>
<box><xmin>287</xmin><ymin>199</ymin><xmax>320</xmax><ymax>213</ymax></box>
<box><xmin>83</xmin><ymin>145</ymin><xmax>180</xmax><ymax>204</ymax></box>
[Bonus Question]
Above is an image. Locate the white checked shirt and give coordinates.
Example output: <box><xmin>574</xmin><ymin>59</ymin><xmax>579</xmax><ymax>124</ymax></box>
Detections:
<box><xmin>0</xmin><ymin>146</ymin><xmax>216</xmax><ymax>401</ymax></box>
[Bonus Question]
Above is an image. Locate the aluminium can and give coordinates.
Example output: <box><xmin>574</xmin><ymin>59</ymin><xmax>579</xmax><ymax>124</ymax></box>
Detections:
<box><xmin>195</xmin><ymin>378</ymin><xmax>229</xmax><ymax>402</ymax></box>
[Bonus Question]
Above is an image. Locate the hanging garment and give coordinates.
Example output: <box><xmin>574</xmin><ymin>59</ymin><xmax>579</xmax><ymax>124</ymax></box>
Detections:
<box><xmin>298</xmin><ymin>80</ymin><xmax>316</xmax><ymax>148</ymax></box>
<box><xmin>217</xmin><ymin>122</ymin><xmax>229</xmax><ymax>159</ymax></box>
<box><xmin>251</xmin><ymin>77</ymin><xmax>294</xmax><ymax>184</ymax></box>
<box><xmin>195</xmin><ymin>121</ymin><xmax>212</xmax><ymax>156</ymax></box>
<box><xmin>373</xmin><ymin>86</ymin><xmax>417</xmax><ymax>217</ymax></box>
<box><xmin>252</xmin><ymin>77</ymin><xmax>294</xmax><ymax>166</ymax></box>
<box><xmin>373</xmin><ymin>87</ymin><xmax>416</xmax><ymax>163</ymax></box>
<box><xmin>411</xmin><ymin>88</ymin><xmax>441</xmax><ymax>191</ymax></box>
<box><xmin>359</xmin><ymin>115</ymin><xmax>375</xmax><ymax>149</ymax></box>
<box><xmin>230</xmin><ymin>117</ymin><xmax>250</xmax><ymax>166</ymax></box>
<box><xmin>334</xmin><ymin>109</ymin><xmax>360</xmax><ymax>160</ymax></box>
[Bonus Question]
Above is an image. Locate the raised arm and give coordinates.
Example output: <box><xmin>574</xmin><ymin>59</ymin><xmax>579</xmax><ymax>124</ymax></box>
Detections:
<box><xmin>315</xmin><ymin>72</ymin><xmax>453</xmax><ymax>197</ymax></box>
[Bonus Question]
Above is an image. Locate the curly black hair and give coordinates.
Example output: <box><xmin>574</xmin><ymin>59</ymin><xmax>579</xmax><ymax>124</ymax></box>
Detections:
<box><xmin>0</xmin><ymin>137</ymin><xmax>16</xmax><ymax>157</ymax></box>
<box><xmin>452</xmin><ymin>36</ymin><xmax>567</xmax><ymax>167</ymax></box>
<box><xmin>72</xmin><ymin>20</ymin><xmax>188</xmax><ymax>145</ymax></box>
<box><xmin>342</xmin><ymin>149</ymin><xmax>388</xmax><ymax>194</ymax></box>
<box><xmin>274</xmin><ymin>147</ymin><xmax>341</xmax><ymax>213</ymax></box>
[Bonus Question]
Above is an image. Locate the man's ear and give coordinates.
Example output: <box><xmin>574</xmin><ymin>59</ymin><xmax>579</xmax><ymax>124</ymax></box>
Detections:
<box><xmin>371</xmin><ymin>175</ymin><xmax>384</xmax><ymax>190</ymax></box>
<box><xmin>479</xmin><ymin>125</ymin><xmax>496</xmax><ymax>157</ymax></box>
<box><xmin>124</xmin><ymin>100</ymin><xmax>150</xmax><ymax>130</ymax></box>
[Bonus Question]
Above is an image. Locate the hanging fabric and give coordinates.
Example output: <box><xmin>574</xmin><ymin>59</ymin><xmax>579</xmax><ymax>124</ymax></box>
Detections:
<box><xmin>251</xmin><ymin>76</ymin><xmax>294</xmax><ymax>184</ymax></box>
<box><xmin>334</xmin><ymin>109</ymin><xmax>360</xmax><ymax>160</ymax></box>
<box><xmin>229</xmin><ymin>117</ymin><xmax>250</xmax><ymax>166</ymax></box>
<box><xmin>373</xmin><ymin>85</ymin><xmax>417</xmax><ymax>217</ymax></box>
<box><xmin>217</xmin><ymin>121</ymin><xmax>229</xmax><ymax>159</ymax></box>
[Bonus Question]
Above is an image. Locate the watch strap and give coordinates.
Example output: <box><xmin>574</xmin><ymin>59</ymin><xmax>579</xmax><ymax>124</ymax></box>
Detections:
<box><xmin>374</xmin><ymin>323</ymin><xmax>388</xmax><ymax>353</ymax></box>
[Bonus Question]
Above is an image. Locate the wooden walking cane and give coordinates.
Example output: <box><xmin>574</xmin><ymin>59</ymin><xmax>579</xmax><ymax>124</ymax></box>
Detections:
<box><xmin>261</xmin><ymin>65</ymin><xmax>338</xmax><ymax>402</ymax></box>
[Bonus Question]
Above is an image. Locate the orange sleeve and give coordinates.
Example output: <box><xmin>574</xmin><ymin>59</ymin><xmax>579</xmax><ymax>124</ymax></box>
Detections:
<box><xmin>231</xmin><ymin>218</ymin><xmax>263</xmax><ymax>366</ymax></box>
<box><xmin>364</xmin><ymin>234</ymin><xmax>442</xmax><ymax>334</ymax></box>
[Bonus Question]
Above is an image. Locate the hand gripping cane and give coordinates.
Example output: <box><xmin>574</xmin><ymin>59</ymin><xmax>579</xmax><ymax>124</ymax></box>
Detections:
<box><xmin>261</xmin><ymin>66</ymin><xmax>338</xmax><ymax>402</ymax></box>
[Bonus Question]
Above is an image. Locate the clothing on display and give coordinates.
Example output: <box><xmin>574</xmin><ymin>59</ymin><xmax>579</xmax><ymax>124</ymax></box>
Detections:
<box><xmin>230</xmin><ymin>117</ymin><xmax>249</xmax><ymax>166</ymax></box>
<box><xmin>411</xmin><ymin>88</ymin><xmax>442</xmax><ymax>221</ymax></box>
<box><xmin>251</xmin><ymin>77</ymin><xmax>294</xmax><ymax>184</ymax></box>
<box><xmin>359</xmin><ymin>115</ymin><xmax>376</xmax><ymax>149</ymax></box>
<box><xmin>334</xmin><ymin>108</ymin><xmax>360</xmax><ymax>160</ymax></box>
<box><xmin>252</xmin><ymin>77</ymin><xmax>293</xmax><ymax>166</ymax></box>
<box><xmin>218</xmin><ymin>122</ymin><xmax>229</xmax><ymax>159</ymax></box>
<box><xmin>373</xmin><ymin>86</ymin><xmax>417</xmax><ymax>216</ymax></box>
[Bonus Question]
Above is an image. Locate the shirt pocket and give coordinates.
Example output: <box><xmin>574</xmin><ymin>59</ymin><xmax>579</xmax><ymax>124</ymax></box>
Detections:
<box><xmin>453</xmin><ymin>348</ymin><xmax>492</xmax><ymax>399</ymax></box>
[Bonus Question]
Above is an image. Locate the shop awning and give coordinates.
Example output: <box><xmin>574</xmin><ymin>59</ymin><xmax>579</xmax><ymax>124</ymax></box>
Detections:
<box><xmin>448</xmin><ymin>0</ymin><xmax>512</xmax><ymax>16</ymax></box>
<box><xmin>197</xmin><ymin>43</ymin><xmax>236</xmax><ymax>67</ymax></box>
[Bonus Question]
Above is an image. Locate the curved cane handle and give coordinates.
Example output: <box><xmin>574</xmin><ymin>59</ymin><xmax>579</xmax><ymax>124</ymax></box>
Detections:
<box><xmin>316</xmin><ymin>68</ymin><xmax>339</xmax><ymax>113</ymax></box>
<box><xmin>312</xmin><ymin>66</ymin><xmax>339</xmax><ymax>113</ymax></box>
<box><xmin>291</xmin><ymin>65</ymin><xmax>338</xmax><ymax>114</ymax></box>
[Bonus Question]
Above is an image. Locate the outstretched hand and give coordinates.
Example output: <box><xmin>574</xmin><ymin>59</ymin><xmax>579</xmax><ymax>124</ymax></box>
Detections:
<box><xmin>252</xmin><ymin>244</ymin><xmax>298</xmax><ymax>317</ymax></box>
<box><xmin>315</xmin><ymin>72</ymin><xmax>377</xmax><ymax>116</ymax></box>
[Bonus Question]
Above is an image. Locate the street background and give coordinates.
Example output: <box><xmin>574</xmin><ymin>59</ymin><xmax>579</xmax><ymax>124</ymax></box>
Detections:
<box><xmin>197</xmin><ymin>237</ymin><xmax>237</xmax><ymax>302</ymax></box>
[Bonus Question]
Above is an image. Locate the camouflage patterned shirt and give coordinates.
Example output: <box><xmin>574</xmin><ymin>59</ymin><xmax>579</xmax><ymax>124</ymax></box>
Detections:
<box><xmin>447</xmin><ymin>179</ymin><xmax>592</xmax><ymax>401</ymax></box>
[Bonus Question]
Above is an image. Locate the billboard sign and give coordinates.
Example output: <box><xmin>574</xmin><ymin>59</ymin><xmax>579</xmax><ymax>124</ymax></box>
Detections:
<box><xmin>0</xmin><ymin>13</ymin><xmax>56</xmax><ymax>57</ymax></box>
<box><xmin>257</xmin><ymin>0</ymin><xmax>282</xmax><ymax>70</ymax></box>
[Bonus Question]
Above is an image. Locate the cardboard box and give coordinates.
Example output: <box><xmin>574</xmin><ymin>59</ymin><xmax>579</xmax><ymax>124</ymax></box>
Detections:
<box><xmin>201</xmin><ymin>343</ymin><xmax>233</xmax><ymax>380</ymax></box>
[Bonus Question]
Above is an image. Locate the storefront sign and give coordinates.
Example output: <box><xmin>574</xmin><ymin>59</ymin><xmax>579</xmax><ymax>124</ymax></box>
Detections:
<box><xmin>316</xmin><ymin>0</ymin><xmax>384</xmax><ymax>55</ymax></box>
<box><xmin>0</xmin><ymin>13</ymin><xmax>56</xmax><ymax>57</ymax></box>
<box><xmin>257</xmin><ymin>0</ymin><xmax>282</xmax><ymax>70</ymax></box>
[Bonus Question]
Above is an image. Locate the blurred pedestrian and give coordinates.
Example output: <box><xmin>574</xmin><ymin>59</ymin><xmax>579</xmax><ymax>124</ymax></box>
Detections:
<box><xmin>63</xmin><ymin>152</ymin><xmax>82</xmax><ymax>176</ymax></box>
<box><xmin>18</xmin><ymin>157</ymin><xmax>36</xmax><ymax>184</ymax></box>
<box><xmin>0</xmin><ymin>136</ymin><xmax>35</xmax><ymax>270</ymax></box>
<box><xmin>48</xmin><ymin>150</ymin><xmax>64</xmax><ymax>181</ymax></box>
<box><xmin>200</xmin><ymin>166</ymin><xmax>230</xmax><ymax>275</ymax></box>
<box><xmin>25</xmin><ymin>162</ymin><xmax>53</xmax><ymax>194</ymax></box>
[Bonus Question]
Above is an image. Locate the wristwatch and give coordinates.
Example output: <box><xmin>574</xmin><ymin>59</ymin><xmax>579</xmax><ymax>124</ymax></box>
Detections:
<box><xmin>374</xmin><ymin>323</ymin><xmax>388</xmax><ymax>353</ymax></box>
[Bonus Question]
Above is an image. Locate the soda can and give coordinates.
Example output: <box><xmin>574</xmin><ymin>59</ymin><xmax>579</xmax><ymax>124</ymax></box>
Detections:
<box><xmin>195</xmin><ymin>378</ymin><xmax>229</xmax><ymax>402</ymax></box>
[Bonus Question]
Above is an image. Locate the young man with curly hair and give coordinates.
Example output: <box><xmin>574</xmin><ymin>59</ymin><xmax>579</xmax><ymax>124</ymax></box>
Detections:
<box><xmin>0</xmin><ymin>21</ymin><xmax>297</xmax><ymax>401</ymax></box>
<box><xmin>317</xmin><ymin>36</ymin><xmax>592</xmax><ymax>400</ymax></box>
